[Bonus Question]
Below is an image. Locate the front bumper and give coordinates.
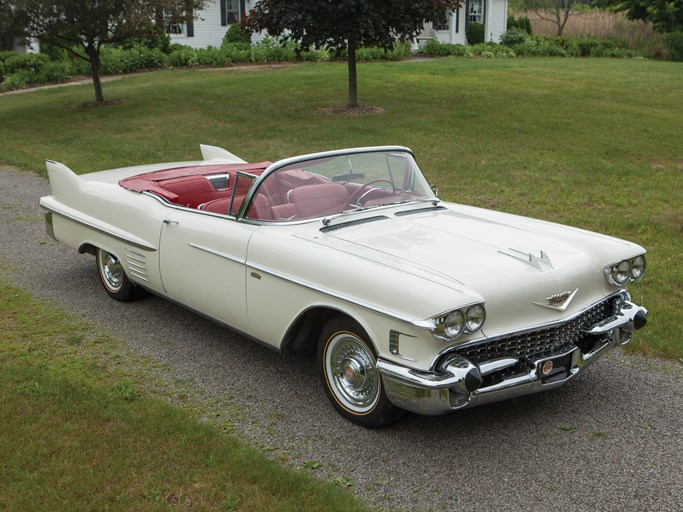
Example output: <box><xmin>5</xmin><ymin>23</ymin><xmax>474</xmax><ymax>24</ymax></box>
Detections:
<box><xmin>377</xmin><ymin>293</ymin><xmax>647</xmax><ymax>416</ymax></box>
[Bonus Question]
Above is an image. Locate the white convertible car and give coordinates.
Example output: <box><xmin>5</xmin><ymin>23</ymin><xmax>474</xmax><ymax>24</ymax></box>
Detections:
<box><xmin>40</xmin><ymin>145</ymin><xmax>648</xmax><ymax>427</ymax></box>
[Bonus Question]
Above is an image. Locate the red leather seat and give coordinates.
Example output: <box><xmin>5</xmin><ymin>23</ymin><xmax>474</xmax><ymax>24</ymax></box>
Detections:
<box><xmin>287</xmin><ymin>183</ymin><xmax>350</xmax><ymax>219</ymax></box>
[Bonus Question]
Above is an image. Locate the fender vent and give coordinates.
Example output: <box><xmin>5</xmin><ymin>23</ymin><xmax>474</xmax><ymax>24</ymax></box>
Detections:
<box><xmin>320</xmin><ymin>215</ymin><xmax>388</xmax><ymax>233</ymax></box>
<box><xmin>125</xmin><ymin>247</ymin><xmax>149</xmax><ymax>282</ymax></box>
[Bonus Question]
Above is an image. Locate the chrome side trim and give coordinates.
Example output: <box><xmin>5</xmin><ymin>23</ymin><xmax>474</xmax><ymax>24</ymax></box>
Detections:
<box><xmin>188</xmin><ymin>243</ymin><xmax>245</xmax><ymax>264</ymax></box>
<box><xmin>248</xmin><ymin>261</ymin><xmax>428</xmax><ymax>327</ymax></box>
<box><xmin>40</xmin><ymin>203</ymin><xmax>157</xmax><ymax>252</ymax></box>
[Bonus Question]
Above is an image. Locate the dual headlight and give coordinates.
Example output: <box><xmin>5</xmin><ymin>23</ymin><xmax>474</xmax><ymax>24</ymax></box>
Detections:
<box><xmin>432</xmin><ymin>304</ymin><xmax>486</xmax><ymax>342</ymax></box>
<box><xmin>604</xmin><ymin>255</ymin><xmax>646</xmax><ymax>286</ymax></box>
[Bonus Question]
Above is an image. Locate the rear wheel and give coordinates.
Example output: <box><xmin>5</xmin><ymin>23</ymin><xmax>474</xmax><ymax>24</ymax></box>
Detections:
<box><xmin>96</xmin><ymin>248</ymin><xmax>144</xmax><ymax>301</ymax></box>
<box><xmin>318</xmin><ymin>315</ymin><xmax>405</xmax><ymax>427</ymax></box>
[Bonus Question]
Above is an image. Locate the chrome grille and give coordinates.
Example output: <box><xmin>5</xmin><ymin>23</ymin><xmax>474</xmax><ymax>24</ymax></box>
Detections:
<box><xmin>454</xmin><ymin>297</ymin><xmax>614</xmax><ymax>365</ymax></box>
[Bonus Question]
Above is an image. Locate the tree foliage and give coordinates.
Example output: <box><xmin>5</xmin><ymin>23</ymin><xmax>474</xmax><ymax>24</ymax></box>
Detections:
<box><xmin>600</xmin><ymin>0</ymin><xmax>683</xmax><ymax>33</ymax></box>
<box><xmin>14</xmin><ymin>0</ymin><xmax>204</xmax><ymax>102</ymax></box>
<box><xmin>246</xmin><ymin>0</ymin><xmax>462</xmax><ymax>107</ymax></box>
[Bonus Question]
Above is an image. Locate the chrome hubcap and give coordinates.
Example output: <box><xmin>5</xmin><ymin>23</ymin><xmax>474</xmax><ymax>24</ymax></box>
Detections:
<box><xmin>98</xmin><ymin>250</ymin><xmax>123</xmax><ymax>292</ymax></box>
<box><xmin>326</xmin><ymin>333</ymin><xmax>379</xmax><ymax>412</ymax></box>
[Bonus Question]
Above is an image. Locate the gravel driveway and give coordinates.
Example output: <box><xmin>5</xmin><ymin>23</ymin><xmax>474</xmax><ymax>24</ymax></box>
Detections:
<box><xmin>1</xmin><ymin>165</ymin><xmax>682</xmax><ymax>512</ymax></box>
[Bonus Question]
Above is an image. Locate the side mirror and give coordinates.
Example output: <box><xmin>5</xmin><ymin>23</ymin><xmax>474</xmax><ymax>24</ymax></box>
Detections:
<box><xmin>430</xmin><ymin>183</ymin><xmax>439</xmax><ymax>197</ymax></box>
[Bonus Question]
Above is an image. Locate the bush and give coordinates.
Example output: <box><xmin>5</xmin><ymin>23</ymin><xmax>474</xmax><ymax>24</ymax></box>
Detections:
<box><xmin>0</xmin><ymin>70</ymin><xmax>30</xmax><ymax>90</ymax></box>
<box><xmin>508</xmin><ymin>15</ymin><xmax>532</xmax><ymax>36</ymax></box>
<box><xmin>664</xmin><ymin>32</ymin><xmax>683</xmax><ymax>61</ymax></box>
<box><xmin>3</xmin><ymin>53</ymin><xmax>49</xmax><ymax>74</ymax></box>
<box><xmin>194</xmin><ymin>46</ymin><xmax>231</xmax><ymax>67</ymax></box>
<box><xmin>223</xmin><ymin>22</ymin><xmax>251</xmax><ymax>45</ymax></box>
<box><xmin>501</xmin><ymin>27</ymin><xmax>530</xmax><ymax>46</ymax></box>
<box><xmin>466</xmin><ymin>22</ymin><xmax>485</xmax><ymax>45</ymax></box>
<box><xmin>168</xmin><ymin>46</ymin><xmax>198</xmax><ymax>67</ymax></box>
<box><xmin>35</xmin><ymin>60</ymin><xmax>72</xmax><ymax>83</ymax></box>
<box><xmin>421</xmin><ymin>38</ymin><xmax>454</xmax><ymax>56</ymax></box>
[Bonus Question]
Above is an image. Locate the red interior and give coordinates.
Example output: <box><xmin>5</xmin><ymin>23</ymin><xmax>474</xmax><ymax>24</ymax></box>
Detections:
<box><xmin>119</xmin><ymin>163</ymin><xmax>270</xmax><ymax>209</ymax></box>
<box><xmin>119</xmin><ymin>162</ymin><xmax>418</xmax><ymax>220</ymax></box>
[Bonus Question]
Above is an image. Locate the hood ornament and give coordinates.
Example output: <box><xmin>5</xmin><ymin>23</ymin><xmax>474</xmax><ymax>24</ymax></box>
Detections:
<box><xmin>534</xmin><ymin>289</ymin><xmax>578</xmax><ymax>311</ymax></box>
<box><xmin>499</xmin><ymin>248</ymin><xmax>554</xmax><ymax>272</ymax></box>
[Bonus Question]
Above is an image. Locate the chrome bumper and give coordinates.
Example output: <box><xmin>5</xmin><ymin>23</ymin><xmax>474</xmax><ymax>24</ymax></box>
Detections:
<box><xmin>377</xmin><ymin>297</ymin><xmax>648</xmax><ymax>416</ymax></box>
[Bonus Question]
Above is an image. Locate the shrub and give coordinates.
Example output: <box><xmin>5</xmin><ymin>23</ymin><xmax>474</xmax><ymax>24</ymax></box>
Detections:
<box><xmin>466</xmin><ymin>22</ymin><xmax>485</xmax><ymax>45</ymax></box>
<box><xmin>194</xmin><ymin>46</ymin><xmax>231</xmax><ymax>67</ymax></box>
<box><xmin>223</xmin><ymin>22</ymin><xmax>252</xmax><ymax>45</ymax></box>
<box><xmin>507</xmin><ymin>15</ymin><xmax>533</xmax><ymax>36</ymax></box>
<box><xmin>422</xmin><ymin>38</ymin><xmax>454</xmax><ymax>56</ymax></box>
<box><xmin>664</xmin><ymin>32</ymin><xmax>683</xmax><ymax>61</ymax></box>
<box><xmin>299</xmin><ymin>48</ymin><xmax>329</xmax><ymax>61</ymax></box>
<box><xmin>222</xmin><ymin>44</ymin><xmax>251</xmax><ymax>63</ymax></box>
<box><xmin>35</xmin><ymin>60</ymin><xmax>72</xmax><ymax>83</ymax></box>
<box><xmin>501</xmin><ymin>27</ymin><xmax>530</xmax><ymax>46</ymax></box>
<box><xmin>3</xmin><ymin>53</ymin><xmax>49</xmax><ymax>74</ymax></box>
<box><xmin>168</xmin><ymin>46</ymin><xmax>198</xmax><ymax>67</ymax></box>
<box><xmin>0</xmin><ymin>50</ymin><xmax>17</xmax><ymax>63</ymax></box>
<box><xmin>0</xmin><ymin>70</ymin><xmax>30</xmax><ymax>90</ymax></box>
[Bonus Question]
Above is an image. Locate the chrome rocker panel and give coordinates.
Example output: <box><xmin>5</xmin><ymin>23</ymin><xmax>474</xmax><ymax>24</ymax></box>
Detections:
<box><xmin>377</xmin><ymin>297</ymin><xmax>648</xmax><ymax>416</ymax></box>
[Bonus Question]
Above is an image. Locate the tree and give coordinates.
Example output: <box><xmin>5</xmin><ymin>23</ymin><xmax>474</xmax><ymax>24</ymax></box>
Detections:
<box><xmin>0</xmin><ymin>1</ymin><xmax>27</xmax><ymax>50</ymax></box>
<box><xmin>246</xmin><ymin>0</ymin><xmax>462</xmax><ymax>108</ymax></box>
<box><xmin>599</xmin><ymin>0</ymin><xmax>683</xmax><ymax>33</ymax></box>
<box><xmin>523</xmin><ymin>0</ymin><xmax>578</xmax><ymax>36</ymax></box>
<box><xmin>14</xmin><ymin>0</ymin><xmax>204</xmax><ymax>103</ymax></box>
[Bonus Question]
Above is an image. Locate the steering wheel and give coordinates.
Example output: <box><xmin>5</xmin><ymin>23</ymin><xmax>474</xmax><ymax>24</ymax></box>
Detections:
<box><xmin>349</xmin><ymin>179</ymin><xmax>397</xmax><ymax>206</ymax></box>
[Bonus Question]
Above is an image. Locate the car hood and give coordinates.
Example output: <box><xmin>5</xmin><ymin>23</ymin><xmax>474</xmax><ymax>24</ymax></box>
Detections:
<box><xmin>320</xmin><ymin>204</ymin><xmax>641</xmax><ymax>336</ymax></box>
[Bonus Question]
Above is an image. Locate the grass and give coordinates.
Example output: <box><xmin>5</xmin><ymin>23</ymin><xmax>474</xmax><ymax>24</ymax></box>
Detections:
<box><xmin>1</xmin><ymin>58</ymin><xmax>680</xmax><ymax>359</ymax></box>
<box><xmin>0</xmin><ymin>280</ymin><xmax>372</xmax><ymax>511</ymax></box>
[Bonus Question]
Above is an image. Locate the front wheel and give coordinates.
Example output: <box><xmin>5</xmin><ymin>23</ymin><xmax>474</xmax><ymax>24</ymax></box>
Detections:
<box><xmin>318</xmin><ymin>316</ymin><xmax>405</xmax><ymax>427</ymax></box>
<box><xmin>96</xmin><ymin>248</ymin><xmax>144</xmax><ymax>301</ymax></box>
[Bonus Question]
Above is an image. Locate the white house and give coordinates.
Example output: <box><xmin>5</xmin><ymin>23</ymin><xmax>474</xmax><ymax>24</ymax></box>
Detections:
<box><xmin>169</xmin><ymin>0</ymin><xmax>257</xmax><ymax>48</ymax></box>
<box><xmin>417</xmin><ymin>0</ymin><xmax>509</xmax><ymax>46</ymax></box>
<box><xmin>170</xmin><ymin>0</ymin><xmax>509</xmax><ymax>49</ymax></box>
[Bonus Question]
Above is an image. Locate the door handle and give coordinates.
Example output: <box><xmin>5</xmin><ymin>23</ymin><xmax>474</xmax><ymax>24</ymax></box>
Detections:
<box><xmin>163</xmin><ymin>219</ymin><xmax>179</xmax><ymax>226</ymax></box>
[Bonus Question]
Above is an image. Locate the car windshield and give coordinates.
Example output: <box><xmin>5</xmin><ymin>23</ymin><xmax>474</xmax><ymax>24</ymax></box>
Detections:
<box><xmin>243</xmin><ymin>149</ymin><xmax>435</xmax><ymax>222</ymax></box>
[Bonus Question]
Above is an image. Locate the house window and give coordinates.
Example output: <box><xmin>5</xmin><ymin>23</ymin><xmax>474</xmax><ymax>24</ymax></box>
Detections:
<box><xmin>167</xmin><ymin>24</ymin><xmax>184</xmax><ymax>35</ymax></box>
<box><xmin>468</xmin><ymin>0</ymin><xmax>483</xmax><ymax>24</ymax></box>
<box><xmin>220</xmin><ymin>0</ymin><xmax>240</xmax><ymax>26</ymax></box>
<box><xmin>433</xmin><ymin>16</ymin><xmax>449</xmax><ymax>32</ymax></box>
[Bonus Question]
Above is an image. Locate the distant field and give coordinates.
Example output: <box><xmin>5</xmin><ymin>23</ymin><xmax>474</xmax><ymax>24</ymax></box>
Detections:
<box><xmin>0</xmin><ymin>57</ymin><xmax>681</xmax><ymax>360</ymax></box>
<box><xmin>520</xmin><ymin>10</ymin><xmax>666</xmax><ymax>58</ymax></box>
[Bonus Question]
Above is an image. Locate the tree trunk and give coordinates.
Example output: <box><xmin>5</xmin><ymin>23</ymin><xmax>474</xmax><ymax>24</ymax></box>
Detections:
<box><xmin>85</xmin><ymin>45</ymin><xmax>104</xmax><ymax>103</ymax></box>
<box><xmin>347</xmin><ymin>39</ymin><xmax>358</xmax><ymax>108</ymax></box>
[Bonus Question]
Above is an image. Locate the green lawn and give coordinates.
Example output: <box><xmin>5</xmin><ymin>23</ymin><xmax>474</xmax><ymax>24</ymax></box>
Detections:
<box><xmin>1</xmin><ymin>57</ymin><xmax>680</xmax><ymax>359</ymax></box>
<box><xmin>0</xmin><ymin>281</ymin><xmax>371</xmax><ymax>512</ymax></box>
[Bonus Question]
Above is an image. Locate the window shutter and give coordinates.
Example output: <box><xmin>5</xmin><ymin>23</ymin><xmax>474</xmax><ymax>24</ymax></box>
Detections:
<box><xmin>220</xmin><ymin>0</ymin><xmax>227</xmax><ymax>26</ymax></box>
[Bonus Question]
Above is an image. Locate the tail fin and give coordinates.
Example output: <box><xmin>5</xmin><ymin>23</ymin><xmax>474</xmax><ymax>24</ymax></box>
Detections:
<box><xmin>45</xmin><ymin>160</ymin><xmax>85</xmax><ymax>203</ymax></box>
<box><xmin>200</xmin><ymin>144</ymin><xmax>247</xmax><ymax>164</ymax></box>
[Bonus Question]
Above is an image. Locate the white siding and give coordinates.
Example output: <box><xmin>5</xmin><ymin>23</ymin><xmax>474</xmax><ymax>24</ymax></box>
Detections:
<box><xmin>170</xmin><ymin>0</ymin><xmax>257</xmax><ymax>48</ymax></box>
<box><xmin>486</xmin><ymin>0</ymin><xmax>508</xmax><ymax>43</ymax></box>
